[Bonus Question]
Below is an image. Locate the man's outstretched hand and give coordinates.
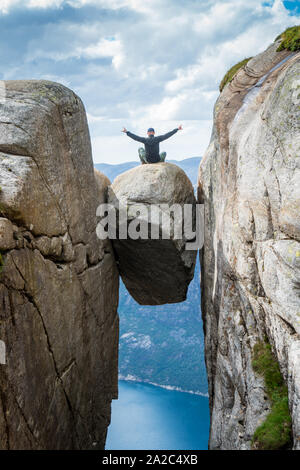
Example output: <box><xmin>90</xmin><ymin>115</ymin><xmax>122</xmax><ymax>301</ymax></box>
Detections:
<box><xmin>122</xmin><ymin>127</ymin><xmax>127</xmax><ymax>133</ymax></box>
<box><xmin>178</xmin><ymin>125</ymin><xmax>183</xmax><ymax>130</ymax></box>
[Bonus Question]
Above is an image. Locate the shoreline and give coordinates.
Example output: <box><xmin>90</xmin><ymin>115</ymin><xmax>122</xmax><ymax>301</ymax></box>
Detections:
<box><xmin>118</xmin><ymin>374</ymin><xmax>209</xmax><ymax>397</ymax></box>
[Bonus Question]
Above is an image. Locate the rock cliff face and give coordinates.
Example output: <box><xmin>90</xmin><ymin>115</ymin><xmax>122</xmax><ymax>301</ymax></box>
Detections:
<box><xmin>199</xmin><ymin>42</ymin><xmax>300</xmax><ymax>449</ymax></box>
<box><xmin>108</xmin><ymin>163</ymin><xmax>197</xmax><ymax>305</ymax></box>
<box><xmin>0</xmin><ymin>81</ymin><xmax>119</xmax><ymax>449</ymax></box>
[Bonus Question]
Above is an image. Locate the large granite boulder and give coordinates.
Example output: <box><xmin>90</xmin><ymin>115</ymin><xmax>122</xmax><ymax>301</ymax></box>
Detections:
<box><xmin>0</xmin><ymin>80</ymin><xmax>119</xmax><ymax>449</ymax></box>
<box><xmin>108</xmin><ymin>163</ymin><xmax>197</xmax><ymax>305</ymax></box>
<box><xmin>199</xmin><ymin>41</ymin><xmax>300</xmax><ymax>449</ymax></box>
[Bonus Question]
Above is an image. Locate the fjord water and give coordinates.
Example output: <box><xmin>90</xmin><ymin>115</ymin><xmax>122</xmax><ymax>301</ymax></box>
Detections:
<box><xmin>106</xmin><ymin>381</ymin><xmax>210</xmax><ymax>450</ymax></box>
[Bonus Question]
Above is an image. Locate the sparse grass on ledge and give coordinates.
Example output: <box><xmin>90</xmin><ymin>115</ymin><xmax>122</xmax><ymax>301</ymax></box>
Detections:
<box><xmin>276</xmin><ymin>25</ymin><xmax>300</xmax><ymax>52</ymax></box>
<box><xmin>251</xmin><ymin>340</ymin><xmax>292</xmax><ymax>450</ymax></box>
<box><xmin>219</xmin><ymin>57</ymin><xmax>252</xmax><ymax>92</ymax></box>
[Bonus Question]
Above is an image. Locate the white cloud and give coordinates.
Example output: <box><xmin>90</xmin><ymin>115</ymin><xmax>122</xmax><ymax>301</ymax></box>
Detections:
<box><xmin>0</xmin><ymin>0</ymin><xmax>299</xmax><ymax>163</ymax></box>
<box><xmin>28</xmin><ymin>0</ymin><xmax>63</xmax><ymax>8</ymax></box>
<box><xmin>0</xmin><ymin>0</ymin><xmax>166</xmax><ymax>14</ymax></box>
<box><xmin>0</xmin><ymin>0</ymin><xmax>65</xmax><ymax>12</ymax></box>
<box><xmin>0</xmin><ymin>0</ymin><xmax>19</xmax><ymax>14</ymax></box>
<box><xmin>67</xmin><ymin>0</ymin><xmax>128</xmax><ymax>9</ymax></box>
<box><xmin>77</xmin><ymin>37</ymin><xmax>124</xmax><ymax>69</ymax></box>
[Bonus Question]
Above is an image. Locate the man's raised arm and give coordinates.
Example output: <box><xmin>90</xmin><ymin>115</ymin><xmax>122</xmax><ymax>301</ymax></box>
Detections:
<box><xmin>157</xmin><ymin>125</ymin><xmax>183</xmax><ymax>142</ymax></box>
<box><xmin>122</xmin><ymin>127</ymin><xmax>146</xmax><ymax>143</ymax></box>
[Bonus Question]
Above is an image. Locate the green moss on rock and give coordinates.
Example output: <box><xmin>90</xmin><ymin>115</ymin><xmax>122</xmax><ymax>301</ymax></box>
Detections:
<box><xmin>219</xmin><ymin>57</ymin><xmax>252</xmax><ymax>92</ymax></box>
<box><xmin>276</xmin><ymin>25</ymin><xmax>300</xmax><ymax>52</ymax></box>
<box><xmin>251</xmin><ymin>340</ymin><xmax>292</xmax><ymax>450</ymax></box>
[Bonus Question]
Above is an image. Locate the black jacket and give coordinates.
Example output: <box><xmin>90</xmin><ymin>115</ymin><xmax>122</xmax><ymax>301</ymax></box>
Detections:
<box><xmin>126</xmin><ymin>128</ymin><xmax>178</xmax><ymax>163</ymax></box>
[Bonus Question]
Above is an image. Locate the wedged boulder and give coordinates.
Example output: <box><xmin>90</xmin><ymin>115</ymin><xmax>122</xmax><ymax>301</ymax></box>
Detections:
<box><xmin>0</xmin><ymin>80</ymin><xmax>119</xmax><ymax>449</ymax></box>
<box><xmin>107</xmin><ymin>162</ymin><xmax>197</xmax><ymax>305</ymax></box>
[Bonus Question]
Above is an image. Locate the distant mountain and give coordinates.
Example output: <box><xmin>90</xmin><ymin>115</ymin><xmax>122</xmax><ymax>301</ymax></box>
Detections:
<box><xmin>94</xmin><ymin>161</ymin><xmax>138</xmax><ymax>182</ymax></box>
<box><xmin>96</xmin><ymin>156</ymin><xmax>207</xmax><ymax>394</ymax></box>
<box><xmin>95</xmin><ymin>156</ymin><xmax>201</xmax><ymax>186</ymax></box>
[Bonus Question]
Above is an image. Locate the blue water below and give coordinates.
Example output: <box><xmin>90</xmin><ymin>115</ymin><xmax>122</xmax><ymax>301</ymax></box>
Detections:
<box><xmin>106</xmin><ymin>380</ymin><xmax>210</xmax><ymax>450</ymax></box>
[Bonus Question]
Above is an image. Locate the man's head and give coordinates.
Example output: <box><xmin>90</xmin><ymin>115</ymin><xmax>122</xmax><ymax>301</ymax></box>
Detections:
<box><xmin>147</xmin><ymin>127</ymin><xmax>155</xmax><ymax>136</ymax></box>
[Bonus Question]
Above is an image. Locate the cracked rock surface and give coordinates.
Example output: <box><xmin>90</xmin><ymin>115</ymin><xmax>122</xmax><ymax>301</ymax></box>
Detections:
<box><xmin>198</xmin><ymin>42</ymin><xmax>300</xmax><ymax>449</ymax></box>
<box><xmin>108</xmin><ymin>163</ymin><xmax>197</xmax><ymax>305</ymax></box>
<box><xmin>0</xmin><ymin>80</ymin><xmax>119</xmax><ymax>449</ymax></box>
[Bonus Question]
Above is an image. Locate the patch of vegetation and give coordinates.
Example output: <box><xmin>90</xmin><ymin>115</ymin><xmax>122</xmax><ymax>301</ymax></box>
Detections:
<box><xmin>219</xmin><ymin>57</ymin><xmax>252</xmax><ymax>92</ymax></box>
<box><xmin>276</xmin><ymin>25</ymin><xmax>300</xmax><ymax>52</ymax></box>
<box><xmin>251</xmin><ymin>340</ymin><xmax>292</xmax><ymax>450</ymax></box>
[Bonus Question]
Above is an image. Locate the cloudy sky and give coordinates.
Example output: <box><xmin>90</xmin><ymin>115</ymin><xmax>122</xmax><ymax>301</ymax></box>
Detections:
<box><xmin>0</xmin><ymin>0</ymin><xmax>299</xmax><ymax>163</ymax></box>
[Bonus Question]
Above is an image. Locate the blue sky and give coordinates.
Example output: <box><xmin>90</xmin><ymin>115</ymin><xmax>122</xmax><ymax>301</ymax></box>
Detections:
<box><xmin>0</xmin><ymin>0</ymin><xmax>299</xmax><ymax>163</ymax></box>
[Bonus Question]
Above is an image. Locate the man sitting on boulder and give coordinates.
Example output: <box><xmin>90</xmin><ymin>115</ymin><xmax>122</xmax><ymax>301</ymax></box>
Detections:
<box><xmin>122</xmin><ymin>125</ymin><xmax>183</xmax><ymax>164</ymax></box>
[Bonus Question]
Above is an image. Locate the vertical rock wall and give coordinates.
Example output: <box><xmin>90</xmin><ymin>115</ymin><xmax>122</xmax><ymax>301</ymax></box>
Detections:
<box><xmin>199</xmin><ymin>43</ymin><xmax>300</xmax><ymax>449</ymax></box>
<box><xmin>0</xmin><ymin>81</ymin><xmax>119</xmax><ymax>449</ymax></box>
